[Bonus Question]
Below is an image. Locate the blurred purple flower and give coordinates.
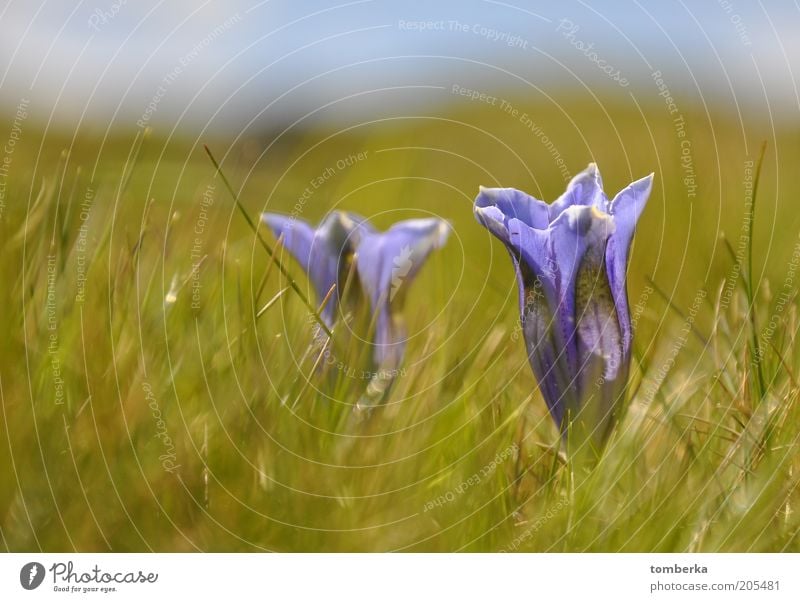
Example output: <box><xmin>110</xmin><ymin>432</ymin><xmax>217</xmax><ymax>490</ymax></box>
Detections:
<box><xmin>261</xmin><ymin>211</ymin><xmax>449</xmax><ymax>378</ymax></box>
<box><xmin>474</xmin><ymin>163</ymin><xmax>653</xmax><ymax>445</ymax></box>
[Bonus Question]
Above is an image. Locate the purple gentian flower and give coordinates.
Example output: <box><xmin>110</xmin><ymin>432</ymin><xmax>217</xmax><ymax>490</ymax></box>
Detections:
<box><xmin>474</xmin><ymin>163</ymin><xmax>653</xmax><ymax>445</ymax></box>
<box><xmin>261</xmin><ymin>211</ymin><xmax>449</xmax><ymax>377</ymax></box>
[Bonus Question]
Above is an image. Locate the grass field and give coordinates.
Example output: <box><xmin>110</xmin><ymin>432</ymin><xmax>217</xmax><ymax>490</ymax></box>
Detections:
<box><xmin>1</xmin><ymin>92</ymin><xmax>799</xmax><ymax>552</ymax></box>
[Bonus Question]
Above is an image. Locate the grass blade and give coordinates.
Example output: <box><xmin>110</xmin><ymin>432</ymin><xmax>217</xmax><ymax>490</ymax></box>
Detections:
<box><xmin>203</xmin><ymin>144</ymin><xmax>334</xmax><ymax>340</ymax></box>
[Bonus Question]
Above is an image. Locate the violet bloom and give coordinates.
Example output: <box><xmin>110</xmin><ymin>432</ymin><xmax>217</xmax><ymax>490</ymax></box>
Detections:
<box><xmin>261</xmin><ymin>211</ymin><xmax>448</xmax><ymax>380</ymax></box>
<box><xmin>474</xmin><ymin>164</ymin><xmax>653</xmax><ymax>445</ymax></box>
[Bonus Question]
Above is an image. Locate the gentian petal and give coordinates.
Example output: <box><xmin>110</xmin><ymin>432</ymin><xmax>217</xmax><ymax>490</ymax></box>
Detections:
<box><xmin>476</xmin><ymin>197</ymin><xmax>579</xmax><ymax>423</ymax></box>
<box><xmin>548</xmin><ymin>162</ymin><xmax>606</xmax><ymax>220</ymax></box>
<box><xmin>571</xmin><ymin>208</ymin><xmax>624</xmax><ymax>441</ymax></box>
<box><xmin>475</xmin><ymin>189</ymin><xmax>556</xmax><ymax>322</ymax></box>
<box><xmin>505</xmin><ymin>217</ymin><xmax>558</xmax><ymax>305</ymax></box>
<box><xmin>547</xmin><ymin>205</ymin><xmax>614</xmax><ymax>372</ymax></box>
<box><xmin>355</xmin><ymin>218</ymin><xmax>449</xmax><ymax>367</ymax></box>
<box><xmin>261</xmin><ymin>213</ymin><xmax>315</xmax><ymax>273</ymax></box>
<box><xmin>261</xmin><ymin>211</ymin><xmax>368</xmax><ymax>324</ymax></box>
<box><xmin>315</xmin><ymin>211</ymin><xmax>374</xmax><ymax>251</ymax></box>
<box><xmin>313</xmin><ymin>211</ymin><xmax>374</xmax><ymax>320</ymax></box>
<box><xmin>604</xmin><ymin>173</ymin><xmax>654</xmax><ymax>358</ymax></box>
<box><xmin>475</xmin><ymin>186</ymin><xmax>550</xmax><ymax>230</ymax></box>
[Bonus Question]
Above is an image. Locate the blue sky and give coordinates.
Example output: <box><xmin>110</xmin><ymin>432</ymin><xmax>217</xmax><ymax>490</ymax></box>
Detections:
<box><xmin>1</xmin><ymin>0</ymin><xmax>797</xmax><ymax>132</ymax></box>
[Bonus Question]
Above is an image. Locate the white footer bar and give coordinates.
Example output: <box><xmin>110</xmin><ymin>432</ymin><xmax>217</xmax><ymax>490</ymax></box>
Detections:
<box><xmin>1</xmin><ymin>553</ymin><xmax>797</xmax><ymax>600</ymax></box>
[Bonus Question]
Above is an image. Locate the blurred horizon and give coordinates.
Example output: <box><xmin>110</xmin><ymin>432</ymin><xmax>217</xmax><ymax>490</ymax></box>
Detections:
<box><xmin>1</xmin><ymin>0</ymin><xmax>798</xmax><ymax>134</ymax></box>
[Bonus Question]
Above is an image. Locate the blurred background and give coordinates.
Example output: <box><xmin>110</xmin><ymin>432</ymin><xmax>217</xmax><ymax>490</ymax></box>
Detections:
<box><xmin>2</xmin><ymin>0</ymin><xmax>798</xmax><ymax>129</ymax></box>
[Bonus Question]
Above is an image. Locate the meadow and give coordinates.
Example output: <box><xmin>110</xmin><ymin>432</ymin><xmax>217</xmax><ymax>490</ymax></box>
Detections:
<box><xmin>1</xmin><ymin>91</ymin><xmax>799</xmax><ymax>552</ymax></box>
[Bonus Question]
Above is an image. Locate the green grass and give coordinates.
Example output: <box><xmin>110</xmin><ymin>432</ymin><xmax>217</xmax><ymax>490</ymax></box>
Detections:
<box><xmin>1</xmin><ymin>94</ymin><xmax>799</xmax><ymax>551</ymax></box>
